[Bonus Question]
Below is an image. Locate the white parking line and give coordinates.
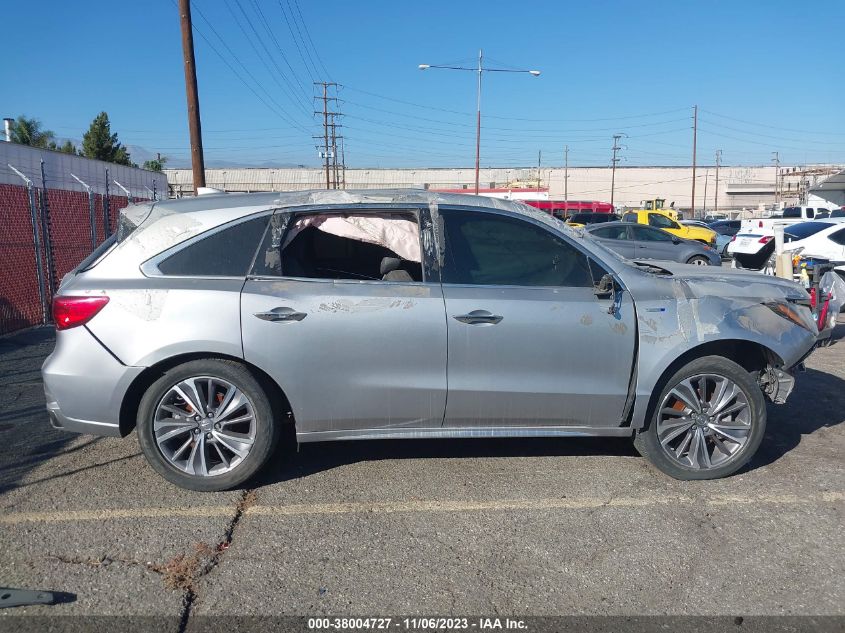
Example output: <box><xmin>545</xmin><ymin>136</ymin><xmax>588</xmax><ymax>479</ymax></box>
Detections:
<box><xmin>0</xmin><ymin>491</ymin><xmax>841</xmax><ymax>525</ymax></box>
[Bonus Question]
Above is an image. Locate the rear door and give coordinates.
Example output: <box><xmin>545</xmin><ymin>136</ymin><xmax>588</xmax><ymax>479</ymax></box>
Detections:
<box><xmin>240</xmin><ymin>207</ymin><xmax>447</xmax><ymax>434</ymax></box>
<box><xmin>630</xmin><ymin>225</ymin><xmax>681</xmax><ymax>261</ymax></box>
<box><xmin>438</xmin><ymin>207</ymin><xmax>636</xmax><ymax>429</ymax></box>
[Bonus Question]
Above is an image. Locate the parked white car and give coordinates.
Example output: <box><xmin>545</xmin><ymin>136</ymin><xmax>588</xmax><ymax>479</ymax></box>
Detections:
<box><xmin>782</xmin><ymin>219</ymin><xmax>845</xmax><ymax>271</ymax></box>
<box><xmin>729</xmin><ymin>206</ymin><xmax>840</xmax><ymax>270</ymax></box>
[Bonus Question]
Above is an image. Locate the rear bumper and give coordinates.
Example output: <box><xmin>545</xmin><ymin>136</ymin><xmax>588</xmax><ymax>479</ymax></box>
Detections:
<box><xmin>42</xmin><ymin>327</ymin><xmax>144</xmax><ymax>437</ymax></box>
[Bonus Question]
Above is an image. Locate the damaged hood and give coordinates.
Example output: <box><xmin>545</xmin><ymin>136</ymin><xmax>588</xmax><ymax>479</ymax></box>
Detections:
<box><xmin>638</xmin><ymin>261</ymin><xmax>809</xmax><ymax>302</ymax></box>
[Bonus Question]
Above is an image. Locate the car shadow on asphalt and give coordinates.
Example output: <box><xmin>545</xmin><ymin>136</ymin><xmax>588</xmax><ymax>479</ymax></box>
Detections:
<box><xmin>0</xmin><ymin>327</ymin><xmax>85</xmax><ymax>494</ymax></box>
<box><xmin>255</xmin><ymin>429</ymin><xmax>641</xmax><ymax>487</ymax></box>
<box><xmin>749</xmin><ymin>366</ymin><xmax>845</xmax><ymax>471</ymax></box>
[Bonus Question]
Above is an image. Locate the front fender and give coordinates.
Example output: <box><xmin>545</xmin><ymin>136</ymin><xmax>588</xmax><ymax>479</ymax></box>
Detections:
<box><xmin>628</xmin><ymin>294</ymin><xmax>817</xmax><ymax>429</ymax></box>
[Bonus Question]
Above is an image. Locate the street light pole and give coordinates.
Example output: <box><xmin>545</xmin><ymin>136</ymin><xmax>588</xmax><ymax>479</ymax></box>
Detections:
<box><xmin>420</xmin><ymin>51</ymin><xmax>540</xmax><ymax>195</ymax></box>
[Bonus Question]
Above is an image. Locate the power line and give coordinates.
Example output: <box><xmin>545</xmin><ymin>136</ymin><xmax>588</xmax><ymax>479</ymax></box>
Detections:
<box><xmin>702</xmin><ymin>109</ymin><xmax>845</xmax><ymax>137</ymax></box>
<box><xmin>343</xmin><ymin>86</ymin><xmax>692</xmax><ymax>122</ymax></box>
<box><xmin>189</xmin><ymin>2</ymin><xmax>312</xmax><ymax>133</ymax></box>
<box><xmin>247</xmin><ymin>0</ymin><xmax>313</xmax><ymax>99</ymax></box>
<box><xmin>290</xmin><ymin>0</ymin><xmax>332</xmax><ymax>80</ymax></box>
<box><xmin>276</xmin><ymin>0</ymin><xmax>318</xmax><ymax>82</ymax></box>
<box><xmin>225</xmin><ymin>0</ymin><xmax>312</xmax><ymax>116</ymax></box>
<box><xmin>698</xmin><ymin>118</ymin><xmax>844</xmax><ymax>145</ymax></box>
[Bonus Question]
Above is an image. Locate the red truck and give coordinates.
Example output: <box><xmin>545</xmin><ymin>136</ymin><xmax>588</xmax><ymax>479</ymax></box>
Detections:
<box><xmin>523</xmin><ymin>200</ymin><xmax>615</xmax><ymax>219</ymax></box>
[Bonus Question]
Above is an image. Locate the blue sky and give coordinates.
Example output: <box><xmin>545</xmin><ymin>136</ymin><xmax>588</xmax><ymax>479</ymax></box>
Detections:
<box><xmin>5</xmin><ymin>0</ymin><xmax>844</xmax><ymax>168</ymax></box>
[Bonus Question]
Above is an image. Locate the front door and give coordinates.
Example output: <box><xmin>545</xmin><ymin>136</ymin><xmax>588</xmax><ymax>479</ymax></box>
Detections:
<box><xmin>241</xmin><ymin>208</ymin><xmax>447</xmax><ymax>434</ymax></box>
<box><xmin>630</xmin><ymin>225</ymin><xmax>681</xmax><ymax>260</ymax></box>
<box><xmin>438</xmin><ymin>208</ymin><xmax>636</xmax><ymax>429</ymax></box>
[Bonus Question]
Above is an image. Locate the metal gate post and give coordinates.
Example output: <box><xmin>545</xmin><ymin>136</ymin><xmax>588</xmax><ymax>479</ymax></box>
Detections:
<box><xmin>8</xmin><ymin>164</ymin><xmax>49</xmax><ymax>324</ymax></box>
<box><xmin>71</xmin><ymin>173</ymin><xmax>97</xmax><ymax>250</ymax></box>
<box><xmin>38</xmin><ymin>159</ymin><xmax>57</xmax><ymax>294</ymax></box>
<box><xmin>103</xmin><ymin>168</ymin><xmax>111</xmax><ymax>237</ymax></box>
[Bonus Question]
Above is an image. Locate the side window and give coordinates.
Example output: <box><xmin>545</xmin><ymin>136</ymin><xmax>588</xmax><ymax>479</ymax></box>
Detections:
<box><xmin>829</xmin><ymin>228</ymin><xmax>845</xmax><ymax>246</ymax></box>
<box><xmin>158</xmin><ymin>216</ymin><xmax>269</xmax><ymax>276</ymax></box>
<box><xmin>591</xmin><ymin>226</ymin><xmax>628</xmax><ymax>240</ymax></box>
<box><xmin>806</xmin><ymin>208</ymin><xmax>815</xmax><ymax>218</ymax></box>
<box><xmin>632</xmin><ymin>226</ymin><xmax>673</xmax><ymax>242</ymax></box>
<box><xmin>252</xmin><ymin>211</ymin><xmax>423</xmax><ymax>283</ymax></box>
<box><xmin>441</xmin><ymin>210</ymin><xmax>592</xmax><ymax>288</ymax></box>
<box><xmin>622</xmin><ymin>212</ymin><xmax>638</xmax><ymax>223</ymax></box>
<box><xmin>648</xmin><ymin>213</ymin><xmax>677</xmax><ymax>229</ymax></box>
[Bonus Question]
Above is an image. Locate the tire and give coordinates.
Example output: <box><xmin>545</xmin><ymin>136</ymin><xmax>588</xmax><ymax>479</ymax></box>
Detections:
<box><xmin>633</xmin><ymin>355</ymin><xmax>766</xmax><ymax>480</ymax></box>
<box><xmin>686</xmin><ymin>255</ymin><xmax>711</xmax><ymax>266</ymax></box>
<box><xmin>137</xmin><ymin>359</ymin><xmax>279</xmax><ymax>491</ymax></box>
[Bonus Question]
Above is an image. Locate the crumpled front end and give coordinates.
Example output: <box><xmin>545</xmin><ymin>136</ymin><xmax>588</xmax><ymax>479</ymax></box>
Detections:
<box><xmin>623</xmin><ymin>266</ymin><xmax>820</xmax><ymax>428</ymax></box>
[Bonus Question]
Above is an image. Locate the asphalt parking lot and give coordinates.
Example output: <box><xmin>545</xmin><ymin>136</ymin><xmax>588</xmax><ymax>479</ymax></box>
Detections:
<box><xmin>1</xmin><ymin>324</ymin><xmax>843</xmax><ymax>628</ymax></box>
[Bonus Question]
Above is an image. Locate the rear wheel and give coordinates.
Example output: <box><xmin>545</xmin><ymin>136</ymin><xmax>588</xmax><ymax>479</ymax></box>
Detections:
<box><xmin>633</xmin><ymin>356</ymin><xmax>766</xmax><ymax>480</ymax></box>
<box><xmin>686</xmin><ymin>255</ymin><xmax>711</xmax><ymax>266</ymax></box>
<box><xmin>137</xmin><ymin>359</ymin><xmax>279</xmax><ymax>491</ymax></box>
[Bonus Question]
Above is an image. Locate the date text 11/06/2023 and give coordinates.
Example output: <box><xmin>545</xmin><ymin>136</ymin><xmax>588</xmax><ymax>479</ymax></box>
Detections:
<box><xmin>307</xmin><ymin>617</ymin><xmax>528</xmax><ymax>630</ymax></box>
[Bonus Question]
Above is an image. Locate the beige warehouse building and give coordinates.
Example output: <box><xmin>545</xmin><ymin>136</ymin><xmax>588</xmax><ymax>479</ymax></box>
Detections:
<box><xmin>165</xmin><ymin>164</ymin><xmax>843</xmax><ymax>215</ymax></box>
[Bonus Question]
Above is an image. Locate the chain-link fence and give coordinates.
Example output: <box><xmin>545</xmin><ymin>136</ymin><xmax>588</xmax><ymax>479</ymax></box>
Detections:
<box><xmin>0</xmin><ymin>144</ymin><xmax>166</xmax><ymax>336</ymax></box>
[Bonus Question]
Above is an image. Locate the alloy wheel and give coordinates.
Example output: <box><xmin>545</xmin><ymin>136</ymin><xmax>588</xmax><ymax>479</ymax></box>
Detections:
<box><xmin>153</xmin><ymin>375</ymin><xmax>256</xmax><ymax>477</ymax></box>
<box><xmin>656</xmin><ymin>373</ymin><xmax>752</xmax><ymax>470</ymax></box>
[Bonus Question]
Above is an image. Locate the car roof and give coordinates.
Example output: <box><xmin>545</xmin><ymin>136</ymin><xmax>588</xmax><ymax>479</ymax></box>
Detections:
<box><xmin>584</xmin><ymin>221</ymin><xmax>635</xmax><ymax>230</ymax></box>
<box><xmin>150</xmin><ymin>188</ymin><xmax>533</xmax><ymax>216</ymax></box>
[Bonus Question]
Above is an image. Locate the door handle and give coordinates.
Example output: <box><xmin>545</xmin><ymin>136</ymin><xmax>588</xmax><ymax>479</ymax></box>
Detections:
<box><xmin>254</xmin><ymin>307</ymin><xmax>307</xmax><ymax>322</ymax></box>
<box><xmin>453</xmin><ymin>310</ymin><xmax>503</xmax><ymax>325</ymax></box>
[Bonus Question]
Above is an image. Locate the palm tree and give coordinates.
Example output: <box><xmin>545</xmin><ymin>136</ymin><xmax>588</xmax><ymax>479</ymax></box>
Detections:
<box><xmin>10</xmin><ymin>116</ymin><xmax>55</xmax><ymax>148</ymax></box>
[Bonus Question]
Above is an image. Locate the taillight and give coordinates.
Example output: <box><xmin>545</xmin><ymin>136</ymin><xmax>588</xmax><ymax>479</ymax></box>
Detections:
<box><xmin>759</xmin><ymin>236</ymin><xmax>773</xmax><ymax>244</ymax></box>
<box><xmin>730</xmin><ymin>235</ymin><xmax>737</xmax><ymax>242</ymax></box>
<box><xmin>53</xmin><ymin>296</ymin><xmax>110</xmax><ymax>330</ymax></box>
<box><xmin>758</xmin><ymin>221</ymin><xmax>764</xmax><ymax>228</ymax></box>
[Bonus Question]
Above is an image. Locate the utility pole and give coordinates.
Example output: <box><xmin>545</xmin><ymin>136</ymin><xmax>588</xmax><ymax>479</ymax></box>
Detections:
<box><xmin>333</xmin><ymin>119</ymin><xmax>339</xmax><ymax>189</ymax></box>
<box><xmin>329</xmin><ymin>114</ymin><xmax>343</xmax><ymax>190</ymax></box>
<box><xmin>611</xmin><ymin>134</ymin><xmax>623</xmax><ymax>207</ymax></box>
<box><xmin>314</xmin><ymin>82</ymin><xmax>339</xmax><ymax>190</ymax></box>
<box><xmin>537</xmin><ymin>150</ymin><xmax>542</xmax><ymax>190</ymax></box>
<box><xmin>690</xmin><ymin>105</ymin><xmax>698</xmax><ymax>218</ymax></box>
<box><xmin>340</xmin><ymin>136</ymin><xmax>347</xmax><ymax>189</ymax></box>
<box><xmin>714</xmin><ymin>149</ymin><xmax>722</xmax><ymax>217</ymax></box>
<box><xmin>178</xmin><ymin>0</ymin><xmax>205</xmax><ymax>194</ymax></box>
<box><xmin>564</xmin><ymin>145</ymin><xmax>569</xmax><ymax>204</ymax></box>
<box><xmin>772</xmin><ymin>151</ymin><xmax>780</xmax><ymax>208</ymax></box>
<box><xmin>703</xmin><ymin>170</ymin><xmax>709</xmax><ymax>215</ymax></box>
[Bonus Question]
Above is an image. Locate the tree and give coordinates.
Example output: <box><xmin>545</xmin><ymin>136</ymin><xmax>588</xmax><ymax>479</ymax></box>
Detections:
<box><xmin>81</xmin><ymin>112</ymin><xmax>132</xmax><ymax>166</ymax></box>
<box><xmin>9</xmin><ymin>115</ymin><xmax>55</xmax><ymax>148</ymax></box>
<box><xmin>142</xmin><ymin>155</ymin><xmax>168</xmax><ymax>172</ymax></box>
<box><xmin>48</xmin><ymin>140</ymin><xmax>79</xmax><ymax>155</ymax></box>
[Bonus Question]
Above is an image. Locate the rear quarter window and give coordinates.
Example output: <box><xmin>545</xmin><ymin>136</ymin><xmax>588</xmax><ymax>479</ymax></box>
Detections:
<box><xmin>157</xmin><ymin>215</ymin><xmax>269</xmax><ymax>277</ymax></box>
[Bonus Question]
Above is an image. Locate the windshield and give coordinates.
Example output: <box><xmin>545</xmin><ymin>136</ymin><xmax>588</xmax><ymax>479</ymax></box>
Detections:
<box><xmin>784</xmin><ymin>222</ymin><xmax>835</xmax><ymax>242</ymax></box>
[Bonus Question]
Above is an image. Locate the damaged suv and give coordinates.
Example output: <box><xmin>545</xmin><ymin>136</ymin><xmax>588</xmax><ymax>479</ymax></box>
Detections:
<box><xmin>43</xmin><ymin>190</ymin><xmax>820</xmax><ymax>490</ymax></box>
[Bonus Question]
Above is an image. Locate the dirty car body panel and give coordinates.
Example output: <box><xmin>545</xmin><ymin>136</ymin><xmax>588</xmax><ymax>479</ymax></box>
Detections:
<box><xmin>42</xmin><ymin>189</ymin><xmax>820</xmax><ymax>486</ymax></box>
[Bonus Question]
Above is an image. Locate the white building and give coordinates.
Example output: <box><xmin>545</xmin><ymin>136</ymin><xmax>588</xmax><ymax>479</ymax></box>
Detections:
<box><xmin>164</xmin><ymin>164</ymin><xmax>844</xmax><ymax>214</ymax></box>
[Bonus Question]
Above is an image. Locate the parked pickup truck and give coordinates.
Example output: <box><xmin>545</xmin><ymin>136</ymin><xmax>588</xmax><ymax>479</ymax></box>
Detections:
<box><xmin>728</xmin><ymin>206</ymin><xmax>838</xmax><ymax>270</ymax></box>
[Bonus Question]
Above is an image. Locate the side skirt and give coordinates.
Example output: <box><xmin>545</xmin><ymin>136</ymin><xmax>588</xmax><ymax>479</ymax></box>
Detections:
<box><xmin>297</xmin><ymin>426</ymin><xmax>635</xmax><ymax>443</ymax></box>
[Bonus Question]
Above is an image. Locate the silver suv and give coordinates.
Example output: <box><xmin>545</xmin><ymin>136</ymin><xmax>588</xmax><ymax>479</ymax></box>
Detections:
<box><xmin>43</xmin><ymin>190</ymin><xmax>819</xmax><ymax>490</ymax></box>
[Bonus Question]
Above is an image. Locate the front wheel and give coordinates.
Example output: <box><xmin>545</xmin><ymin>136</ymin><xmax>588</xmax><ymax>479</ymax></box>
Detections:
<box><xmin>686</xmin><ymin>255</ymin><xmax>711</xmax><ymax>266</ymax></box>
<box><xmin>137</xmin><ymin>359</ymin><xmax>279</xmax><ymax>491</ymax></box>
<box><xmin>633</xmin><ymin>356</ymin><xmax>766</xmax><ymax>480</ymax></box>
